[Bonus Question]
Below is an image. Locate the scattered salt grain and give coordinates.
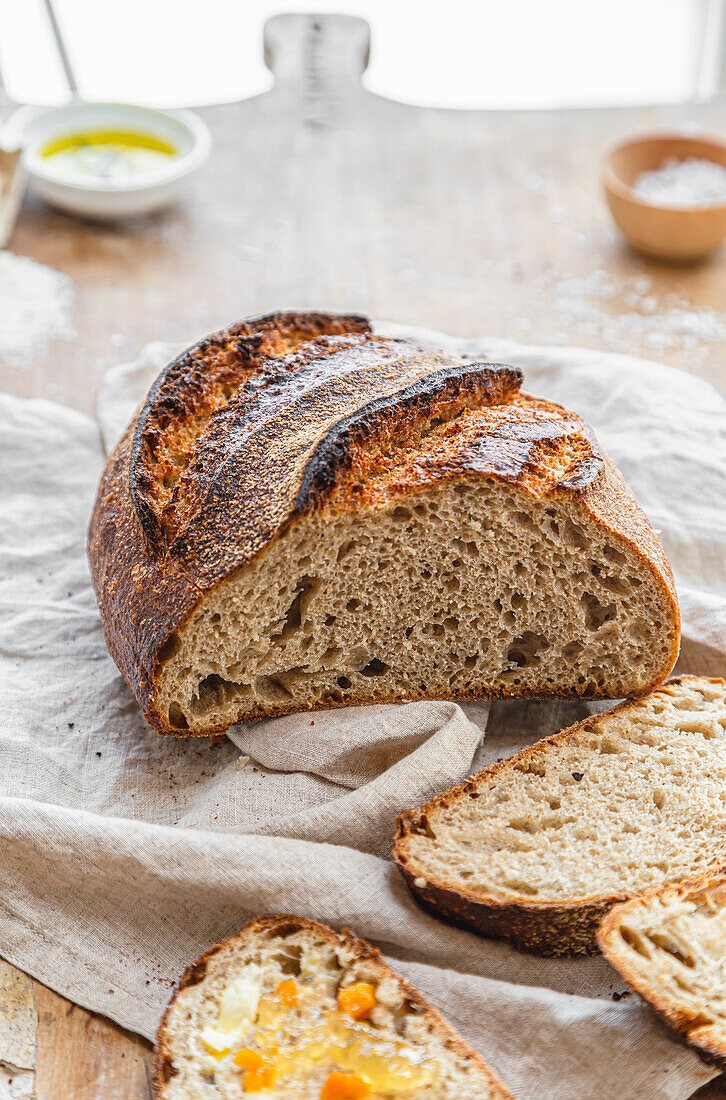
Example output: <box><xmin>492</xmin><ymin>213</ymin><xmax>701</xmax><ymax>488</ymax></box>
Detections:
<box><xmin>633</xmin><ymin>157</ymin><xmax>726</xmax><ymax>208</ymax></box>
<box><xmin>0</xmin><ymin>251</ymin><xmax>75</xmax><ymax>369</ymax></box>
<box><xmin>518</xmin><ymin>265</ymin><xmax>726</xmax><ymax>359</ymax></box>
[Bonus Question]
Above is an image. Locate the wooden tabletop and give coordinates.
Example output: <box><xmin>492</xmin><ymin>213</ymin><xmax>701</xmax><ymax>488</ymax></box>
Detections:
<box><xmin>1</xmin><ymin>13</ymin><xmax>725</xmax><ymax>1098</ymax></box>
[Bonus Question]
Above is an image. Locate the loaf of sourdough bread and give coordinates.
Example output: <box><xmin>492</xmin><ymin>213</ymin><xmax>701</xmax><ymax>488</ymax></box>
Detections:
<box><xmin>88</xmin><ymin>310</ymin><xmax>679</xmax><ymax>735</ymax></box>
<box><xmin>394</xmin><ymin>677</ymin><xmax>726</xmax><ymax>956</ymax></box>
<box><xmin>154</xmin><ymin>914</ymin><xmax>513</xmax><ymax>1099</ymax></box>
<box><xmin>598</xmin><ymin>874</ymin><xmax>726</xmax><ymax>1068</ymax></box>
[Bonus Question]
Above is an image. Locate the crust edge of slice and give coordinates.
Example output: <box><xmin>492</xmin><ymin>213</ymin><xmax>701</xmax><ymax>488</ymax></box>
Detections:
<box><xmin>598</xmin><ymin>875</ymin><xmax>726</xmax><ymax>1070</ymax></box>
<box><xmin>393</xmin><ymin>676</ymin><xmax>726</xmax><ymax>958</ymax></box>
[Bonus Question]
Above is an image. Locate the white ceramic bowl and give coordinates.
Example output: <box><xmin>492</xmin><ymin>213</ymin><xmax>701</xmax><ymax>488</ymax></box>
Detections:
<box><xmin>16</xmin><ymin>101</ymin><xmax>211</xmax><ymax>219</ymax></box>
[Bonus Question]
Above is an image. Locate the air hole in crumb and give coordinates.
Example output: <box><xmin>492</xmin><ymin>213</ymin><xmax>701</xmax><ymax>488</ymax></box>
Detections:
<box><xmin>168</xmin><ymin>703</ymin><xmax>188</xmax><ymax>730</ymax></box>
<box><xmin>649</xmin><ymin>934</ymin><xmax>695</xmax><ymax>968</ymax></box>
<box><xmin>196</xmin><ymin>673</ymin><xmax>229</xmax><ymax>701</ymax></box>
<box><xmin>256</xmin><ymin>675</ymin><xmax>293</xmax><ymax>701</ymax></box>
<box><xmin>359</xmin><ymin>658</ymin><xmax>389</xmax><ymax>677</ymax></box>
<box><xmin>620</xmin><ymin>927</ymin><xmax>656</xmax><ymax>959</ymax></box>
<box><xmin>336</xmin><ymin>675</ymin><xmax>352</xmax><ymax>690</ymax></box>
<box><xmin>337</xmin><ymin>540</ymin><xmax>357</xmax><ymax>562</ymax></box>
<box><xmin>506</xmin><ymin>631</ymin><xmax>549</xmax><ymax>668</ymax></box>
<box><xmin>512</xmin><ymin>510</ymin><xmax>536</xmax><ymax>532</ymax></box>
<box><xmin>598</xmin><ymin>738</ymin><xmax>621</xmax><ymax>755</ymax></box>
<box><xmin>517</xmin><ymin>760</ymin><xmax>546</xmax><ymax>777</ymax></box>
<box><xmin>582</xmin><ymin>592</ymin><xmax>616</xmax><ymax>631</ymax></box>
<box><xmin>411</xmin><ymin>814</ymin><xmax>436</xmax><ymax>839</ymax></box>
<box><xmin>503</xmin><ymin>880</ymin><xmax>539</xmax><ymax>896</ymax></box>
<box><xmin>157</xmin><ymin>632</ymin><xmax>181</xmax><ymax>662</ymax></box>
<box><xmin>604</xmin><ymin>544</ymin><xmax>627</xmax><ymax>565</ymax></box>
<box><xmin>274</xmin><ymin>946</ymin><xmax>303</xmax><ymax>974</ymax></box>
<box><xmin>508</xmin><ymin>818</ymin><xmax>538</xmax><ymax>834</ymax></box>
<box><xmin>564</xmin><ymin>520</ymin><xmax>587</xmax><ymax>549</ymax></box>
<box><xmin>273</xmin><ymin>922</ymin><xmax>303</xmax><ymax>939</ymax></box>
<box><xmin>272</xmin><ymin>576</ymin><xmax>319</xmax><ymax>643</ymax></box>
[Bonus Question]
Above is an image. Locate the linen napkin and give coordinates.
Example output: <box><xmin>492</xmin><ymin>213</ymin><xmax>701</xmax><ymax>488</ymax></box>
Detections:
<box><xmin>0</xmin><ymin>323</ymin><xmax>724</xmax><ymax>1099</ymax></box>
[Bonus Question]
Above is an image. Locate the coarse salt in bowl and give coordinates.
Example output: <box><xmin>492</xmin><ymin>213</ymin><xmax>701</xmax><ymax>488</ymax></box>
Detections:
<box><xmin>603</xmin><ymin>132</ymin><xmax>726</xmax><ymax>261</ymax></box>
<box><xmin>632</xmin><ymin>157</ymin><xmax>726</xmax><ymax>208</ymax></box>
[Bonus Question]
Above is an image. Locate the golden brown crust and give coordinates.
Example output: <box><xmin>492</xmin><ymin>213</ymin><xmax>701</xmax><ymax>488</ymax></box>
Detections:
<box><xmin>88</xmin><ymin>309</ymin><xmax>679</xmax><ymax>735</ymax></box>
<box><xmin>598</xmin><ymin>873</ymin><xmax>726</xmax><ymax>1069</ymax></box>
<box><xmin>393</xmin><ymin>677</ymin><xmax>725</xmax><ymax>957</ymax></box>
<box><xmin>131</xmin><ymin>311</ymin><xmax>371</xmax><ymax>552</ymax></box>
<box><xmin>153</xmin><ymin>913</ymin><xmax>514</xmax><ymax>1099</ymax></box>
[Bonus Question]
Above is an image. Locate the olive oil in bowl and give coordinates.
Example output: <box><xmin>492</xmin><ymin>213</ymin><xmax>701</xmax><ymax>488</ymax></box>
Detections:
<box><xmin>41</xmin><ymin>129</ymin><xmax>179</xmax><ymax>184</ymax></box>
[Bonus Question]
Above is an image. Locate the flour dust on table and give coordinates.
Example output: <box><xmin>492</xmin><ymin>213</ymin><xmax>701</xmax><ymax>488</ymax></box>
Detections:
<box><xmin>0</xmin><ymin>250</ymin><xmax>75</xmax><ymax>370</ymax></box>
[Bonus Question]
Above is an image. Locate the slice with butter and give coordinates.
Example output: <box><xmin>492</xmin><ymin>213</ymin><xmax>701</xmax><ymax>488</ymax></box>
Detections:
<box><xmin>155</xmin><ymin>915</ymin><xmax>512</xmax><ymax>1098</ymax></box>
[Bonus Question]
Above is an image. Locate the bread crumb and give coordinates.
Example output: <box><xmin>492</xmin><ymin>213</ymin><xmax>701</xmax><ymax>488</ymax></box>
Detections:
<box><xmin>236</xmin><ymin>755</ymin><xmax>250</xmax><ymax>770</ymax></box>
<box><xmin>414</xmin><ymin>877</ymin><xmax>428</xmax><ymax>889</ymax></box>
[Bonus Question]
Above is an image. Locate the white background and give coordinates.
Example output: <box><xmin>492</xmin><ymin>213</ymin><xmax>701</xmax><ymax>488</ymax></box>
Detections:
<box><xmin>0</xmin><ymin>0</ymin><xmax>720</xmax><ymax>109</ymax></box>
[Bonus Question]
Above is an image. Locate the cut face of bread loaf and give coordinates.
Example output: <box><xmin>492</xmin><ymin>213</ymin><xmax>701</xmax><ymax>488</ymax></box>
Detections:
<box><xmin>88</xmin><ymin>310</ymin><xmax>679</xmax><ymax>735</ymax></box>
<box><xmin>394</xmin><ymin>677</ymin><xmax>726</xmax><ymax>956</ymax></box>
<box><xmin>599</xmin><ymin>875</ymin><xmax>726</xmax><ymax>1067</ymax></box>
<box><xmin>154</xmin><ymin>915</ymin><xmax>513</xmax><ymax>1099</ymax></box>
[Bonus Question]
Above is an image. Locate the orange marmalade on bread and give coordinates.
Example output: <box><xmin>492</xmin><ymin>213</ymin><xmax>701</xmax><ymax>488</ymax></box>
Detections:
<box><xmin>201</xmin><ymin>974</ymin><xmax>437</xmax><ymax>1095</ymax></box>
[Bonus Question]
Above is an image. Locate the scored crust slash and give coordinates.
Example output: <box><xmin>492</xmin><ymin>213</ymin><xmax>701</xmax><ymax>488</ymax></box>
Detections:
<box><xmin>88</xmin><ymin>310</ymin><xmax>680</xmax><ymax>736</ymax></box>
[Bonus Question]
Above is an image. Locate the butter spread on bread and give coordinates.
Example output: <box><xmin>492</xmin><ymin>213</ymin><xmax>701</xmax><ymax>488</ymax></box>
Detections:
<box><xmin>154</xmin><ymin>915</ymin><xmax>513</xmax><ymax>1098</ymax></box>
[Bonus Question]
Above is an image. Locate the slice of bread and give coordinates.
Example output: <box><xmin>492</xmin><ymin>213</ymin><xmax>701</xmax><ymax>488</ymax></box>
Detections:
<box><xmin>88</xmin><ymin>310</ymin><xmax>679</xmax><ymax>735</ymax></box>
<box><xmin>394</xmin><ymin>677</ymin><xmax>726</xmax><ymax>956</ymax></box>
<box><xmin>154</xmin><ymin>914</ymin><xmax>512</xmax><ymax>1099</ymax></box>
<box><xmin>599</xmin><ymin>875</ymin><xmax>726</xmax><ymax>1067</ymax></box>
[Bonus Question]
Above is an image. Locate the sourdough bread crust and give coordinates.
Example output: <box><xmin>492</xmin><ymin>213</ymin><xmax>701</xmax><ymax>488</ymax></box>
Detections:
<box><xmin>393</xmin><ymin>678</ymin><xmax>725</xmax><ymax>957</ymax></box>
<box><xmin>598</xmin><ymin>874</ymin><xmax>726</xmax><ymax>1068</ymax></box>
<box><xmin>153</xmin><ymin>913</ymin><xmax>513</xmax><ymax>1099</ymax></box>
<box><xmin>88</xmin><ymin>310</ymin><xmax>679</xmax><ymax>734</ymax></box>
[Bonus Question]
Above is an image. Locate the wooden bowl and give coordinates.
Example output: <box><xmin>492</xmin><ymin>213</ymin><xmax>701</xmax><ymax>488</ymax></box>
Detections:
<box><xmin>603</xmin><ymin>132</ymin><xmax>726</xmax><ymax>261</ymax></box>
